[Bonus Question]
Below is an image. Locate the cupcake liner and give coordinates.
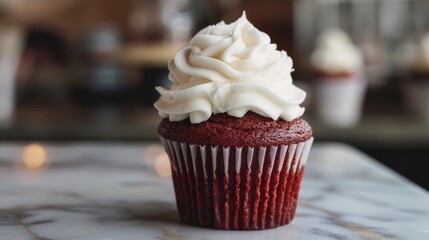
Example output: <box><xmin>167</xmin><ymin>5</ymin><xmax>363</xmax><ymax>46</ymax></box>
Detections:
<box><xmin>160</xmin><ymin>136</ymin><xmax>314</xmax><ymax>230</ymax></box>
<box><xmin>315</xmin><ymin>74</ymin><xmax>367</xmax><ymax>128</ymax></box>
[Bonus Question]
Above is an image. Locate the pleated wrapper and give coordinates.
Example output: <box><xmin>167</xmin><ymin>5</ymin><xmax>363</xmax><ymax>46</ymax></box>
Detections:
<box><xmin>160</xmin><ymin>136</ymin><xmax>314</xmax><ymax>230</ymax></box>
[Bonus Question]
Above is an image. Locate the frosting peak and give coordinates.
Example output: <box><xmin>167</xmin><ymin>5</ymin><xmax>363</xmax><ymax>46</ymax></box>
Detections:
<box><xmin>155</xmin><ymin>12</ymin><xmax>306</xmax><ymax>124</ymax></box>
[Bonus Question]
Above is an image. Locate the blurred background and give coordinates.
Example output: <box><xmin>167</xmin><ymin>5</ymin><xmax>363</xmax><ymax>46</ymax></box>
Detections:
<box><xmin>0</xmin><ymin>0</ymin><xmax>427</xmax><ymax>189</ymax></box>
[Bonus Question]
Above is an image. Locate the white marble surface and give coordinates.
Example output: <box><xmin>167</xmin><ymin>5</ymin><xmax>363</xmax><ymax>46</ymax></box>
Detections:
<box><xmin>0</xmin><ymin>142</ymin><xmax>428</xmax><ymax>240</ymax></box>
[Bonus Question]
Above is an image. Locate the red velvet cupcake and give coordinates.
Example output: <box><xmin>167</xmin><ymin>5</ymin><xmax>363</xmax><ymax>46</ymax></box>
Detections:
<box><xmin>154</xmin><ymin>12</ymin><xmax>313</xmax><ymax>230</ymax></box>
<box><xmin>310</xmin><ymin>29</ymin><xmax>366</xmax><ymax>128</ymax></box>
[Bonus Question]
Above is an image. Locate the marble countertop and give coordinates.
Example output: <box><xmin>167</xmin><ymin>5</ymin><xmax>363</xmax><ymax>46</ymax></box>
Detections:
<box><xmin>0</xmin><ymin>142</ymin><xmax>428</xmax><ymax>240</ymax></box>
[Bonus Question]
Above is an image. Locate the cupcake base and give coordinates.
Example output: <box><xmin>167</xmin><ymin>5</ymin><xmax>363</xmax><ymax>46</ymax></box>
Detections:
<box><xmin>160</xmin><ymin>137</ymin><xmax>314</xmax><ymax>230</ymax></box>
<box><xmin>315</xmin><ymin>74</ymin><xmax>367</xmax><ymax>128</ymax></box>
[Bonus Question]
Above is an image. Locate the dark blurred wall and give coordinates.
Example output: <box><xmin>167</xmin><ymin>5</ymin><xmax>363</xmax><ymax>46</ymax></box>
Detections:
<box><xmin>5</xmin><ymin>0</ymin><xmax>134</xmax><ymax>42</ymax></box>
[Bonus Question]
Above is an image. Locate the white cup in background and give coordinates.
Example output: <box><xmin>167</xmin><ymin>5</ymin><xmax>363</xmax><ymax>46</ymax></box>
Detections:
<box><xmin>0</xmin><ymin>26</ymin><xmax>23</xmax><ymax>123</ymax></box>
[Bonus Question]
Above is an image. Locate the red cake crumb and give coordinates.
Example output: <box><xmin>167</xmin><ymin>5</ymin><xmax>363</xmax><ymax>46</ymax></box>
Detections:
<box><xmin>158</xmin><ymin>112</ymin><xmax>312</xmax><ymax>147</ymax></box>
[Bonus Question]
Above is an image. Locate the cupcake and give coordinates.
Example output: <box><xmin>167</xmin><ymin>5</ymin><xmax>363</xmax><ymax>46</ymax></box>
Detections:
<box><xmin>401</xmin><ymin>34</ymin><xmax>429</xmax><ymax>121</ymax></box>
<box><xmin>154</xmin><ymin>12</ymin><xmax>313</xmax><ymax>230</ymax></box>
<box><xmin>310</xmin><ymin>29</ymin><xmax>366</xmax><ymax>128</ymax></box>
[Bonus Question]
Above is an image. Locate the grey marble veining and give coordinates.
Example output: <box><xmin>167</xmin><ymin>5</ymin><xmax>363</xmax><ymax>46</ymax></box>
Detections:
<box><xmin>0</xmin><ymin>142</ymin><xmax>428</xmax><ymax>240</ymax></box>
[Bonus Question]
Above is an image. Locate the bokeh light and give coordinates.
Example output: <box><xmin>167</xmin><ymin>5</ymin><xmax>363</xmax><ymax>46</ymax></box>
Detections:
<box><xmin>155</xmin><ymin>152</ymin><xmax>171</xmax><ymax>177</ymax></box>
<box><xmin>22</xmin><ymin>143</ymin><xmax>46</xmax><ymax>170</ymax></box>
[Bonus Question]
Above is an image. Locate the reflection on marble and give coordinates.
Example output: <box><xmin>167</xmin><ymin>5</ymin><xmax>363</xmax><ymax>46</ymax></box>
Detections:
<box><xmin>0</xmin><ymin>142</ymin><xmax>428</xmax><ymax>240</ymax></box>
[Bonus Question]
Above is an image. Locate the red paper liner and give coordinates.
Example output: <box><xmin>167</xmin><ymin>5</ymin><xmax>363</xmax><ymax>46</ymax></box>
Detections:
<box><xmin>160</xmin><ymin>137</ymin><xmax>314</xmax><ymax>230</ymax></box>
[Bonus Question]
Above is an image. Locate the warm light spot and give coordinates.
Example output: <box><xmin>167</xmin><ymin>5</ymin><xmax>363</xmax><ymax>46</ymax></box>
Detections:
<box><xmin>22</xmin><ymin>143</ymin><xmax>46</xmax><ymax>170</ymax></box>
<box><xmin>144</xmin><ymin>144</ymin><xmax>165</xmax><ymax>167</ymax></box>
<box><xmin>155</xmin><ymin>153</ymin><xmax>172</xmax><ymax>177</ymax></box>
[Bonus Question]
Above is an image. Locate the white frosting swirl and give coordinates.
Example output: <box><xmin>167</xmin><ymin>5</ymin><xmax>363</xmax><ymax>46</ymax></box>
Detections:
<box><xmin>154</xmin><ymin>12</ymin><xmax>306</xmax><ymax>124</ymax></box>
<box><xmin>311</xmin><ymin>29</ymin><xmax>363</xmax><ymax>74</ymax></box>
